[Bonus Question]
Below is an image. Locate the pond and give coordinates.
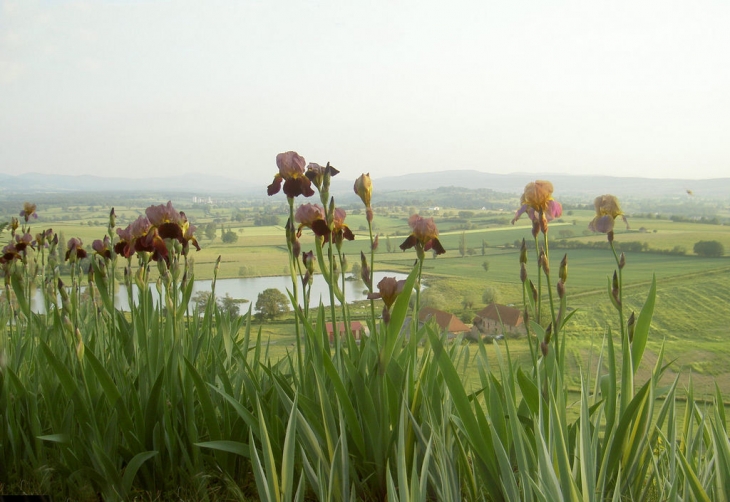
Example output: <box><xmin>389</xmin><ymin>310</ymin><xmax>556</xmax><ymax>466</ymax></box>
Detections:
<box><xmin>30</xmin><ymin>271</ymin><xmax>411</xmax><ymax>313</ymax></box>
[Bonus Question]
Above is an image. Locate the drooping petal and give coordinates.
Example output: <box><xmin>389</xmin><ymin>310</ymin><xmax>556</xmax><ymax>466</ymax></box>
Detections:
<box><xmin>341</xmin><ymin>226</ymin><xmax>355</xmax><ymax>241</ymax></box>
<box><xmin>157</xmin><ymin>222</ymin><xmax>184</xmax><ymax>242</ymax></box>
<box><xmin>311</xmin><ymin>219</ymin><xmax>330</xmax><ymax>238</ymax></box>
<box><xmin>589</xmin><ymin>215</ymin><xmax>615</xmax><ymax>233</ymax></box>
<box><xmin>267</xmin><ymin>175</ymin><xmax>283</xmax><ymax>196</ymax></box>
<box><xmin>282</xmin><ymin>177</ymin><xmax>314</xmax><ymax>198</ymax></box>
<box><xmin>399</xmin><ymin>235</ymin><xmax>417</xmax><ymax>251</ymax></box>
<box><xmin>428</xmin><ymin>238</ymin><xmax>446</xmax><ymax>255</ymax></box>
<box><xmin>511</xmin><ymin>204</ymin><xmax>528</xmax><ymax>224</ymax></box>
<box><xmin>546</xmin><ymin>200</ymin><xmax>563</xmax><ymax>220</ymax></box>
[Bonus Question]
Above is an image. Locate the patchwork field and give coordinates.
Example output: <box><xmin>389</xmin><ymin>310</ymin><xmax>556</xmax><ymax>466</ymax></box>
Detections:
<box><xmin>7</xmin><ymin>197</ymin><xmax>729</xmax><ymax>399</ymax></box>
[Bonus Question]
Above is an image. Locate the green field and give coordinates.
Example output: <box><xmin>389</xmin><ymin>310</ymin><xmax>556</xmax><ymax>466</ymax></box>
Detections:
<box><xmin>12</xmin><ymin>197</ymin><xmax>730</xmax><ymax>400</ymax></box>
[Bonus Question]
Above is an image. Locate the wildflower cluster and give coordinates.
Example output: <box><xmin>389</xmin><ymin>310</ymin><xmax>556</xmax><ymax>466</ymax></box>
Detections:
<box><xmin>115</xmin><ymin>201</ymin><xmax>200</xmax><ymax>263</ymax></box>
<box><xmin>1</xmin><ymin>200</ymin><xmax>200</xmax><ymax>276</ymax></box>
<box><xmin>268</xmin><ymin>151</ymin><xmax>447</xmax><ymax>327</ymax></box>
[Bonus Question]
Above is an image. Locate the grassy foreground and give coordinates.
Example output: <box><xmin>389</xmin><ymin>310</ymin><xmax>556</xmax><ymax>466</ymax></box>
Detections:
<box><xmin>1</xmin><ymin>168</ymin><xmax>729</xmax><ymax>501</ymax></box>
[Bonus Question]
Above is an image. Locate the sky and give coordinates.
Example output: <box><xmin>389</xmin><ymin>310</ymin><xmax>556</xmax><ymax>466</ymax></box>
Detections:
<box><xmin>1</xmin><ymin>0</ymin><xmax>729</xmax><ymax>187</ymax></box>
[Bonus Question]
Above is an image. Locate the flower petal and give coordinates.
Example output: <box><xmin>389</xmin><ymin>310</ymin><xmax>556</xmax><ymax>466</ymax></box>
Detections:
<box><xmin>311</xmin><ymin>219</ymin><xmax>330</xmax><ymax>238</ymax></box>
<box><xmin>267</xmin><ymin>176</ymin><xmax>283</xmax><ymax>196</ymax></box>
<box><xmin>511</xmin><ymin>204</ymin><xmax>528</xmax><ymax>224</ymax></box>
<box><xmin>426</xmin><ymin>238</ymin><xmax>446</xmax><ymax>255</ymax></box>
<box><xmin>399</xmin><ymin>234</ymin><xmax>417</xmax><ymax>251</ymax></box>
<box><xmin>342</xmin><ymin>226</ymin><xmax>355</xmax><ymax>241</ymax></box>
<box><xmin>589</xmin><ymin>215</ymin><xmax>615</xmax><ymax>233</ymax></box>
<box><xmin>282</xmin><ymin>177</ymin><xmax>314</xmax><ymax>198</ymax></box>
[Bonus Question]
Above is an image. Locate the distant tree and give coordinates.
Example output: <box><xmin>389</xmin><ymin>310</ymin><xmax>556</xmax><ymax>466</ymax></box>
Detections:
<box><xmin>254</xmin><ymin>214</ymin><xmax>279</xmax><ymax>226</ymax></box>
<box><xmin>482</xmin><ymin>287</ymin><xmax>498</xmax><ymax>305</ymax></box>
<box><xmin>419</xmin><ymin>289</ymin><xmax>447</xmax><ymax>310</ymax></box>
<box><xmin>386</xmin><ymin>235</ymin><xmax>394</xmax><ymax>253</ymax></box>
<box><xmin>482</xmin><ymin>261</ymin><xmax>490</xmax><ymax>273</ymax></box>
<box><xmin>481</xmin><ymin>240</ymin><xmax>487</xmax><ymax>255</ymax></box>
<box><xmin>204</xmin><ymin>223</ymin><xmax>217</xmax><ymax>240</ymax></box>
<box><xmin>459</xmin><ymin>232</ymin><xmax>466</xmax><ymax>258</ymax></box>
<box><xmin>558</xmin><ymin>229</ymin><xmax>574</xmax><ymax>239</ymax></box>
<box><xmin>350</xmin><ymin>262</ymin><xmax>362</xmax><ymax>281</ymax></box>
<box><xmin>462</xmin><ymin>292</ymin><xmax>479</xmax><ymax>310</ymax></box>
<box><xmin>255</xmin><ymin>288</ymin><xmax>290</xmax><ymax>319</ymax></box>
<box><xmin>218</xmin><ymin>294</ymin><xmax>242</xmax><ymax>317</ymax></box>
<box><xmin>222</xmin><ymin>230</ymin><xmax>238</xmax><ymax>244</ymax></box>
<box><xmin>192</xmin><ymin>291</ymin><xmax>212</xmax><ymax>313</ymax></box>
<box><xmin>693</xmin><ymin>240</ymin><xmax>724</xmax><ymax>257</ymax></box>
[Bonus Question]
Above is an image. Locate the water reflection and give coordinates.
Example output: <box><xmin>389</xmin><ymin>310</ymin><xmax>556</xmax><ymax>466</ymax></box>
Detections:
<box><xmin>30</xmin><ymin>271</ymin><xmax>410</xmax><ymax>312</ymax></box>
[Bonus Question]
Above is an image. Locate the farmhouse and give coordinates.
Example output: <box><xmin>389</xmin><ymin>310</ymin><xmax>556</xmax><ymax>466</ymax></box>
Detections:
<box><xmin>472</xmin><ymin>303</ymin><xmax>524</xmax><ymax>336</ymax></box>
<box><xmin>326</xmin><ymin>321</ymin><xmax>367</xmax><ymax>343</ymax></box>
<box><xmin>418</xmin><ymin>307</ymin><xmax>470</xmax><ymax>338</ymax></box>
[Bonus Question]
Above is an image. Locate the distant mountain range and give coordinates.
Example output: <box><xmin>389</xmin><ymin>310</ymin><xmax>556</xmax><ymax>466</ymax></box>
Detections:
<box><xmin>1</xmin><ymin>170</ymin><xmax>728</xmax><ymax>199</ymax></box>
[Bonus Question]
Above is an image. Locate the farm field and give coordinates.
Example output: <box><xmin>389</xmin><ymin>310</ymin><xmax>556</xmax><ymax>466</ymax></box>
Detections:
<box><xmin>4</xmin><ymin>198</ymin><xmax>729</xmax><ymax>396</ymax></box>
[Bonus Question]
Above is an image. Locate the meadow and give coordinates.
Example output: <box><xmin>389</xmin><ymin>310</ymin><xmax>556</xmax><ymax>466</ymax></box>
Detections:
<box><xmin>1</xmin><ymin>179</ymin><xmax>729</xmax><ymax>500</ymax></box>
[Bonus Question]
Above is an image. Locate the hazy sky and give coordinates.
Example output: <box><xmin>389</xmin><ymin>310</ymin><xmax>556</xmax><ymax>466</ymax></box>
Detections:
<box><xmin>1</xmin><ymin>0</ymin><xmax>728</xmax><ymax>186</ymax></box>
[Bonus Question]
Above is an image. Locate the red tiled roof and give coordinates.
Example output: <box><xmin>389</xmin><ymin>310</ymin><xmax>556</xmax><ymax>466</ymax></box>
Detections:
<box><xmin>418</xmin><ymin>307</ymin><xmax>470</xmax><ymax>333</ymax></box>
<box><xmin>325</xmin><ymin>321</ymin><xmax>364</xmax><ymax>334</ymax></box>
<box><xmin>474</xmin><ymin>303</ymin><xmax>522</xmax><ymax>327</ymax></box>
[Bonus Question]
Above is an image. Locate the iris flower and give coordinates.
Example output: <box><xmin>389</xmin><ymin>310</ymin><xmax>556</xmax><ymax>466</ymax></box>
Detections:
<box><xmin>306</xmin><ymin>162</ymin><xmax>339</xmax><ymax>192</ymax></box>
<box><xmin>1</xmin><ymin>233</ymin><xmax>34</xmax><ymax>263</ymax></box>
<box><xmin>588</xmin><ymin>194</ymin><xmax>629</xmax><ymax>234</ymax></box>
<box><xmin>92</xmin><ymin>235</ymin><xmax>113</xmax><ymax>259</ymax></box>
<box><xmin>367</xmin><ymin>276</ymin><xmax>406</xmax><ymax>323</ymax></box>
<box><xmin>326</xmin><ymin>208</ymin><xmax>355</xmax><ymax>245</ymax></box>
<box><xmin>115</xmin><ymin>216</ymin><xmax>152</xmax><ymax>258</ymax></box>
<box><xmin>35</xmin><ymin>229</ymin><xmax>53</xmax><ymax>248</ymax></box>
<box><xmin>399</xmin><ymin>215</ymin><xmax>445</xmax><ymax>256</ymax></box>
<box><xmin>65</xmin><ymin>237</ymin><xmax>88</xmax><ymax>262</ymax></box>
<box><xmin>512</xmin><ymin>181</ymin><xmax>562</xmax><ymax>228</ymax></box>
<box><xmin>146</xmin><ymin>201</ymin><xmax>200</xmax><ymax>255</ymax></box>
<box><xmin>0</xmin><ymin>243</ymin><xmax>20</xmax><ymax>263</ymax></box>
<box><xmin>296</xmin><ymin>205</ymin><xmax>354</xmax><ymax>245</ymax></box>
<box><xmin>19</xmin><ymin>202</ymin><xmax>38</xmax><ymax>222</ymax></box>
<box><xmin>294</xmin><ymin>203</ymin><xmax>326</xmax><ymax>237</ymax></box>
<box><xmin>354</xmin><ymin>173</ymin><xmax>374</xmax><ymax>222</ymax></box>
<box><xmin>268</xmin><ymin>151</ymin><xmax>315</xmax><ymax>198</ymax></box>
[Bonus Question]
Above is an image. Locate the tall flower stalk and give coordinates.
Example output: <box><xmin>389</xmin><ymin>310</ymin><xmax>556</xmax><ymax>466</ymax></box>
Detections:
<box><xmin>512</xmin><ymin>180</ymin><xmax>564</xmax><ymax>371</ymax></box>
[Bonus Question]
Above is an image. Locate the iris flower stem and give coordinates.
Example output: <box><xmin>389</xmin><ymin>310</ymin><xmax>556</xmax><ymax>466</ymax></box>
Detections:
<box><xmin>542</xmin><ymin>231</ymin><xmax>560</xmax><ymax>370</ymax></box>
<box><xmin>367</xmin><ymin>220</ymin><xmax>377</xmax><ymax>325</ymax></box>
<box><xmin>413</xmin><ymin>254</ymin><xmax>424</xmax><ymax>342</ymax></box>
<box><xmin>172</xmin><ymin>257</ymin><xmax>179</xmax><ymax>348</ymax></box>
<box><xmin>39</xmin><ymin>245</ymin><xmax>48</xmax><ymax>327</ymax></box>
<box><xmin>523</xmin><ymin>282</ymin><xmax>537</xmax><ymax>375</ymax></box>
<box><xmin>336</xmin><ymin>247</ymin><xmax>351</xmax><ymax>354</ymax></box>
<box><xmin>610</xmin><ymin>242</ymin><xmax>626</xmax><ymax>341</ymax></box>
<box><xmin>532</xmin><ymin>235</ymin><xmax>542</xmax><ymax>324</ymax></box>
<box><xmin>110</xmin><ymin>258</ymin><xmax>117</xmax><ymax>363</ymax></box>
<box><xmin>24</xmin><ymin>257</ymin><xmax>33</xmax><ymax>352</ymax></box>
<box><xmin>327</xmin><ymin>242</ymin><xmax>340</xmax><ymax>362</ymax></box>
<box><xmin>4</xmin><ymin>282</ymin><xmax>14</xmax><ymax>343</ymax></box>
<box><xmin>286</xmin><ymin>198</ymin><xmax>304</xmax><ymax>380</ymax></box>
<box><xmin>296</xmin><ymin>255</ymin><xmax>310</xmax><ymax>322</ymax></box>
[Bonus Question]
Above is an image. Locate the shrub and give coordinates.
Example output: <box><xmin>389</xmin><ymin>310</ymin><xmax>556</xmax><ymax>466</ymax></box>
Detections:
<box><xmin>694</xmin><ymin>240</ymin><xmax>725</xmax><ymax>257</ymax></box>
<box><xmin>221</xmin><ymin>230</ymin><xmax>238</xmax><ymax>243</ymax></box>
